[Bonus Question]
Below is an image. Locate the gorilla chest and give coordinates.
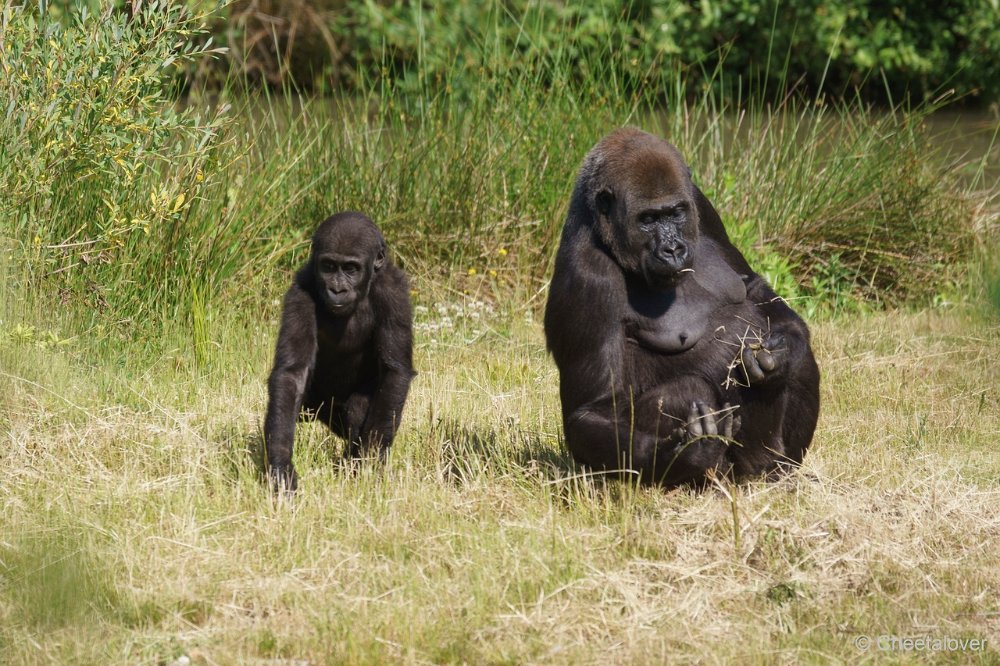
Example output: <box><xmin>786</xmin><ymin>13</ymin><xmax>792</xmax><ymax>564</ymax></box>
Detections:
<box><xmin>623</xmin><ymin>281</ymin><xmax>764</xmax><ymax>388</ymax></box>
<box><xmin>623</xmin><ymin>269</ymin><xmax>746</xmax><ymax>351</ymax></box>
<box><xmin>311</xmin><ymin>311</ymin><xmax>377</xmax><ymax>394</ymax></box>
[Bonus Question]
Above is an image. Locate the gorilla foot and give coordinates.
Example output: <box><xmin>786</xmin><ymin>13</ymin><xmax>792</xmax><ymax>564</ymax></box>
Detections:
<box><xmin>676</xmin><ymin>401</ymin><xmax>741</xmax><ymax>445</ymax></box>
<box><xmin>652</xmin><ymin>401</ymin><xmax>741</xmax><ymax>486</ymax></box>
<box><xmin>268</xmin><ymin>463</ymin><xmax>299</xmax><ymax>494</ymax></box>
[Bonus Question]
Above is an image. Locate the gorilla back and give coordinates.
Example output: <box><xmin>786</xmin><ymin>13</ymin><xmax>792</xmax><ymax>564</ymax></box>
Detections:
<box><xmin>544</xmin><ymin>128</ymin><xmax>820</xmax><ymax>486</ymax></box>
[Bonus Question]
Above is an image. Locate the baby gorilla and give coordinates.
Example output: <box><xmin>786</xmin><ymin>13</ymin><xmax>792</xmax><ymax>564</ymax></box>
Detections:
<box><xmin>264</xmin><ymin>212</ymin><xmax>415</xmax><ymax>491</ymax></box>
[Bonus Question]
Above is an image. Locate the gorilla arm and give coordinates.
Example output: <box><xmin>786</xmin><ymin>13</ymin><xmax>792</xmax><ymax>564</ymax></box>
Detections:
<box><xmin>692</xmin><ymin>182</ymin><xmax>820</xmax><ymax>467</ymax></box>
<box><xmin>263</xmin><ymin>282</ymin><xmax>318</xmax><ymax>490</ymax></box>
<box><xmin>692</xmin><ymin>184</ymin><xmax>815</xmax><ymax>389</ymax></box>
<box><xmin>546</xmin><ymin>238</ymin><xmax>644</xmax><ymax>466</ymax></box>
<box><xmin>356</xmin><ymin>267</ymin><xmax>415</xmax><ymax>454</ymax></box>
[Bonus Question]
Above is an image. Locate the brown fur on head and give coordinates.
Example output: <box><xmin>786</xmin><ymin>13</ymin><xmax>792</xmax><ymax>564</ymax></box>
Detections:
<box><xmin>573</xmin><ymin>128</ymin><xmax>700</xmax><ymax>285</ymax></box>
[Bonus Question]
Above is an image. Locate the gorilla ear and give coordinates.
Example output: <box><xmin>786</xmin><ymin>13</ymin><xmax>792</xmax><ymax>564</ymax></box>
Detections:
<box><xmin>595</xmin><ymin>189</ymin><xmax>615</xmax><ymax>216</ymax></box>
<box><xmin>374</xmin><ymin>245</ymin><xmax>386</xmax><ymax>271</ymax></box>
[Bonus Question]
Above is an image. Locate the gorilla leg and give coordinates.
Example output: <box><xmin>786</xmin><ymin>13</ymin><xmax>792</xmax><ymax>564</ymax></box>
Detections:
<box><xmin>634</xmin><ymin>383</ymin><xmax>739</xmax><ymax>485</ymax></box>
<box><xmin>564</xmin><ymin>377</ymin><xmax>737</xmax><ymax>486</ymax></box>
<box><xmin>302</xmin><ymin>392</ymin><xmax>381</xmax><ymax>460</ymax></box>
<box><xmin>775</xmin><ymin>350</ymin><xmax>821</xmax><ymax>467</ymax></box>
<box><xmin>341</xmin><ymin>392</ymin><xmax>378</xmax><ymax>459</ymax></box>
<box><xmin>729</xmin><ymin>351</ymin><xmax>820</xmax><ymax>477</ymax></box>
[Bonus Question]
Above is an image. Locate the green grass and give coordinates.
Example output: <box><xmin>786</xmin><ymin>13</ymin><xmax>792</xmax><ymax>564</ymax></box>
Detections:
<box><xmin>2</xmin><ymin>306</ymin><xmax>1000</xmax><ymax>663</ymax></box>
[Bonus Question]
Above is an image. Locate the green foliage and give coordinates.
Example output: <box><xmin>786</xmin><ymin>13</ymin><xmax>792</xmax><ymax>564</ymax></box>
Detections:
<box><xmin>687</xmin><ymin>103</ymin><xmax>982</xmax><ymax>310</ymax></box>
<box><xmin>0</xmin><ymin>0</ymin><xmax>229</xmax><ymax>317</ymax></box>
<box><xmin>0</xmin><ymin>0</ymin><xmax>225</xmax><ymax>221</ymax></box>
<box><xmin>725</xmin><ymin>216</ymin><xmax>802</xmax><ymax>305</ymax></box>
<box><xmin>0</xmin><ymin>0</ymin><xmax>994</xmax><ymax>357</ymax></box>
<box><xmin>221</xmin><ymin>0</ymin><xmax>1000</xmax><ymax>105</ymax></box>
<box><xmin>0</xmin><ymin>322</ymin><xmax>71</xmax><ymax>350</ymax></box>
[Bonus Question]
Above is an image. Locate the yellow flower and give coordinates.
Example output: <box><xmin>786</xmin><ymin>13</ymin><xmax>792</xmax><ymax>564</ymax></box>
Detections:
<box><xmin>498</xmin><ymin>248</ymin><xmax>508</xmax><ymax>257</ymax></box>
<box><xmin>467</xmin><ymin>268</ymin><xmax>477</xmax><ymax>276</ymax></box>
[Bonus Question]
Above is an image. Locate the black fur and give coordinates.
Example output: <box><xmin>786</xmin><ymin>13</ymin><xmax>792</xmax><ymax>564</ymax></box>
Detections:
<box><xmin>264</xmin><ymin>212</ymin><xmax>415</xmax><ymax>491</ymax></box>
<box><xmin>544</xmin><ymin>128</ymin><xmax>820</xmax><ymax>486</ymax></box>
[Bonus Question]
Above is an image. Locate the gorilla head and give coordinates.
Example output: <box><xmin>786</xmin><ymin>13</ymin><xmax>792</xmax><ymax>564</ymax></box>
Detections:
<box><xmin>580</xmin><ymin>128</ymin><xmax>699</xmax><ymax>289</ymax></box>
<box><xmin>310</xmin><ymin>212</ymin><xmax>387</xmax><ymax>315</ymax></box>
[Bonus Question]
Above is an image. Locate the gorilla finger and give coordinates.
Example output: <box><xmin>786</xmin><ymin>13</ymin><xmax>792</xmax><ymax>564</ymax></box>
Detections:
<box><xmin>766</xmin><ymin>331</ymin><xmax>787</xmax><ymax>352</ymax></box>
<box><xmin>756</xmin><ymin>348</ymin><xmax>777</xmax><ymax>372</ymax></box>
<box><xmin>698</xmin><ymin>401</ymin><xmax>718</xmax><ymax>436</ymax></box>
<box><xmin>742</xmin><ymin>347</ymin><xmax>766</xmax><ymax>383</ymax></box>
<box><xmin>688</xmin><ymin>402</ymin><xmax>704</xmax><ymax>437</ymax></box>
<box><xmin>720</xmin><ymin>402</ymin><xmax>734</xmax><ymax>439</ymax></box>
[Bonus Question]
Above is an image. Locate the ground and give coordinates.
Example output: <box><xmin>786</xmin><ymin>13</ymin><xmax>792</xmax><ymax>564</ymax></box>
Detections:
<box><xmin>1</xmin><ymin>305</ymin><xmax>998</xmax><ymax>664</ymax></box>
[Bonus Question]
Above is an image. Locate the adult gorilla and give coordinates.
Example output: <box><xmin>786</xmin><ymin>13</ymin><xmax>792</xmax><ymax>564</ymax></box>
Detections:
<box><xmin>544</xmin><ymin>128</ymin><xmax>820</xmax><ymax>486</ymax></box>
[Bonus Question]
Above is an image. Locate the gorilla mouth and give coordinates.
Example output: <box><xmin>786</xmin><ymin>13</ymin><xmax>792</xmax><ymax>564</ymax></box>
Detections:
<box><xmin>643</xmin><ymin>257</ymin><xmax>693</xmax><ymax>288</ymax></box>
<box><xmin>325</xmin><ymin>291</ymin><xmax>354</xmax><ymax>309</ymax></box>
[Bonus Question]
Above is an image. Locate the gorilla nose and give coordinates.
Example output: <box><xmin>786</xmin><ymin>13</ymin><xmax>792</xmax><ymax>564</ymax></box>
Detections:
<box><xmin>327</xmin><ymin>288</ymin><xmax>351</xmax><ymax>305</ymax></box>
<box><xmin>656</xmin><ymin>241</ymin><xmax>688</xmax><ymax>266</ymax></box>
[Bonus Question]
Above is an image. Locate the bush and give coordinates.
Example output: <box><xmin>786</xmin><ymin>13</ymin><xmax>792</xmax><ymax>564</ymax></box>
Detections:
<box><xmin>692</xmin><ymin>104</ymin><xmax>981</xmax><ymax>308</ymax></box>
<box><xmin>0</xmin><ymin>1</ymin><xmax>228</xmax><ymax>320</ymax></box>
<box><xmin>218</xmin><ymin>0</ymin><xmax>1000</xmax><ymax>105</ymax></box>
<box><xmin>2</xmin><ymin>0</ymin><xmax>994</xmax><ymax>355</ymax></box>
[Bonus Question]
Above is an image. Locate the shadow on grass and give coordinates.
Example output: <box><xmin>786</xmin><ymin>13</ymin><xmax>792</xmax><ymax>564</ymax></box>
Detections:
<box><xmin>432</xmin><ymin>417</ymin><xmax>575</xmax><ymax>484</ymax></box>
<box><xmin>215</xmin><ymin>419</ymin><xmax>385</xmax><ymax>489</ymax></box>
<box><xmin>217</xmin><ymin>424</ymin><xmax>267</xmax><ymax>486</ymax></box>
<box><xmin>0</xmin><ymin>517</ymin><xmax>173</xmax><ymax>635</ymax></box>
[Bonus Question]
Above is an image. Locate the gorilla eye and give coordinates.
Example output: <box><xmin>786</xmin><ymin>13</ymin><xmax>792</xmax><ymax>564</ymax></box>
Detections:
<box><xmin>344</xmin><ymin>263</ymin><xmax>361</xmax><ymax>275</ymax></box>
<box><xmin>320</xmin><ymin>259</ymin><xmax>336</xmax><ymax>272</ymax></box>
<box><xmin>595</xmin><ymin>189</ymin><xmax>614</xmax><ymax>215</ymax></box>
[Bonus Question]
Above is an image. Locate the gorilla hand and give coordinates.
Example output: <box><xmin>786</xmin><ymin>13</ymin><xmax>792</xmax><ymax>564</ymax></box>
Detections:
<box><xmin>268</xmin><ymin>463</ymin><xmax>298</xmax><ymax>494</ymax></box>
<box><xmin>739</xmin><ymin>331</ymin><xmax>788</xmax><ymax>386</ymax></box>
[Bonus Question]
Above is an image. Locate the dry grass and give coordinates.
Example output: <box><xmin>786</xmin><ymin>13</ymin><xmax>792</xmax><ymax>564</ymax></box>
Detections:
<box><xmin>2</xmin><ymin>305</ymin><xmax>999</xmax><ymax>664</ymax></box>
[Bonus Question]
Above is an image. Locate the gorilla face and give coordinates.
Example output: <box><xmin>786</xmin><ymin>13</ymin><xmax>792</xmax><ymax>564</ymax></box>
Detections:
<box><xmin>590</xmin><ymin>132</ymin><xmax>700</xmax><ymax>290</ymax></box>
<box><xmin>632</xmin><ymin>197</ymin><xmax>696</xmax><ymax>288</ymax></box>
<box><xmin>310</xmin><ymin>213</ymin><xmax>386</xmax><ymax>315</ymax></box>
<box><xmin>314</xmin><ymin>251</ymin><xmax>378</xmax><ymax>314</ymax></box>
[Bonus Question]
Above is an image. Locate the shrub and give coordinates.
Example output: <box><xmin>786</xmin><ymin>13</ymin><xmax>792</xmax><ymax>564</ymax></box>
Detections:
<box><xmin>0</xmin><ymin>1</ymin><xmax>228</xmax><ymax>319</ymax></box>
<box><xmin>215</xmin><ymin>0</ymin><xmax>1000</xmax><ymax>105</ymax></box>
<box><xmin>2</xmin><ymin>0</ymin><xmax>993</xmax><ymax>351</ymax></box>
